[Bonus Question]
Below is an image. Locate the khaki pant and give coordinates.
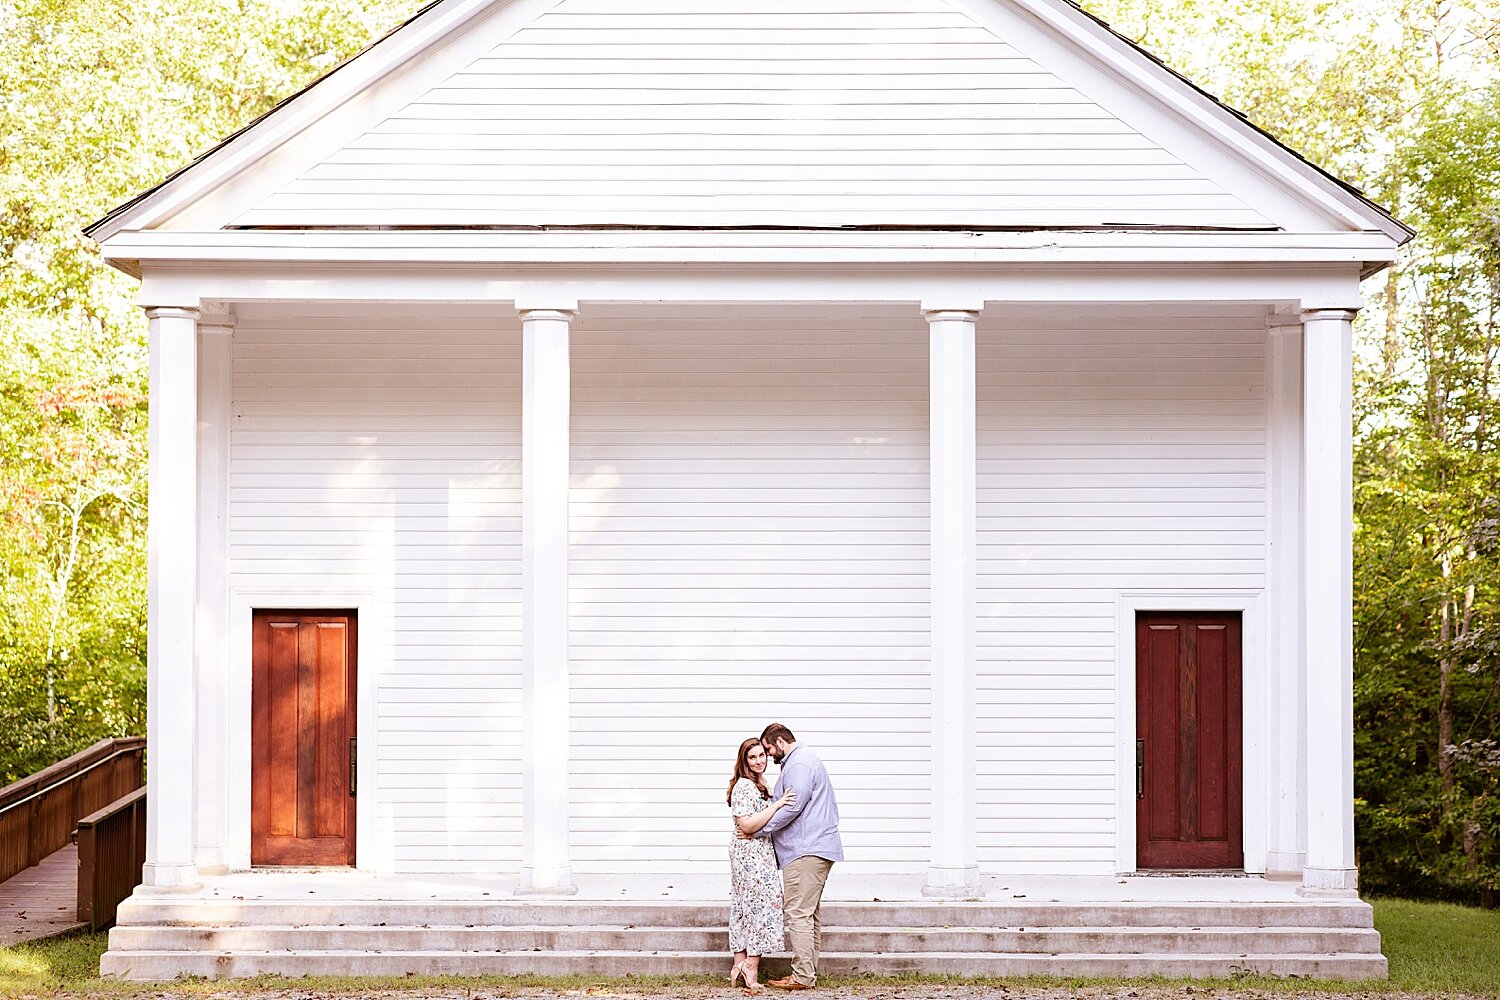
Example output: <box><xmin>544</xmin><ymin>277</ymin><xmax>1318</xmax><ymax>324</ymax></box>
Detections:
<box><xmin>781</xmin><ymin>855</ymin><xmax>834</xmax><ymax>985</ymax></box>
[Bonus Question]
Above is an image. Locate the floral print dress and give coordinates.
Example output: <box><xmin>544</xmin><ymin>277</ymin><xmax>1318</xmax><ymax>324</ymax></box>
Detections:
<box><xmin>728</xmin><ymin>777</ymin><xmax>785</xmax><ymax>955</ymax></box>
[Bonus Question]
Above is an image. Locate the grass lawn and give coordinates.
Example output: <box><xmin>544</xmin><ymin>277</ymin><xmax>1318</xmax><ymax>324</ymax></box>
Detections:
<box><xmin>1</xmin><ymin>898</ymin><xmax>1496</xmax><ymax>998</ymax></box>
<box><xmin>1370</xmin><ymin>897</ymin><xmax>1500</xmax><ymax>994</ymax></box>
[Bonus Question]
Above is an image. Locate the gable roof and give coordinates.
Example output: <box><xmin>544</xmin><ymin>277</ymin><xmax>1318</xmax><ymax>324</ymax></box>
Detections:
<box><xmin>87</xmin><ymin>0</ymin><xmax>1412</xmax><ymax>245</ymax></box>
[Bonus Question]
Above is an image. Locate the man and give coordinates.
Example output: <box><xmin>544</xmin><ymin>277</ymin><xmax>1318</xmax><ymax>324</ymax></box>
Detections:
<box><xmin>755</xmin><ymin>722</ymin><xmax>843</xmax><ymax>990</ymax></box>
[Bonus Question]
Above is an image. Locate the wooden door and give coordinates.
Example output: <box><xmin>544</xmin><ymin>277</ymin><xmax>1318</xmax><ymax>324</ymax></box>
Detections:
<box><xmin>252</xmin><ymin>610</ymin><xmax>357</xmax><ymax>866</ymax></box>
<box><xmin>1136</xmin><ymin>611</ymin><xmax>1242</xmax><ymax>869</ymax></box>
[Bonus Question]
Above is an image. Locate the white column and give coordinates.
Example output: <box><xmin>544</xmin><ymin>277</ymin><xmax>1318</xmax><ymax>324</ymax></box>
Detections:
<box><xmin>518</xmin><ymin>302</ymin><xmax>577</xmax><ymax>894</ymax></box>
<box><xmin>1266</xmin><ymin>319</ymin><xmax>1307</xmax><ymax>877</ymax></box>
<box><xmin>143</xmin><ymin>305</ymin><xmax>201</xmax><ymax>890</ymax></box>
<box><xmin>1300</xmin><ymin>308</ymin><xmax>1358</xmax><ymax>892</ymax></box>
<box><xmin>924</xmin><ymin>305</ymin><xmax>983</xmax><ymax>897</ymax></box>
<box><xmin>193</xmin><ymin>311</ymin><xmax>233</xmax><ymax>875</ymax></box>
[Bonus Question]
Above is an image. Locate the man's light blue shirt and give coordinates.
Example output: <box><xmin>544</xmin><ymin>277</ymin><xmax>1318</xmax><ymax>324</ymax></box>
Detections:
<box><xmin>760</xmin><ymin>744</ymin><xmax>844</xmax><ymax>869</ymax></box>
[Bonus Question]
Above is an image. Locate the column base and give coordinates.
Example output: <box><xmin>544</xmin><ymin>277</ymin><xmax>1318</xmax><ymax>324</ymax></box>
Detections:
<box><xmin>1300</xmin><ymin>866</ymin><xmax>1359</xmax><ymax>894</ymax></box>
<box><xmin>1264</xmin><ymin>849</ymin><xmax>1307</xmax><ymax>880</ymax></box>
<box><xmin>922</xmin><ymin>866</ymin><xmax>984</xmax><ymax>898</ymax></box>
<box><xmin>139</xmin><ymin>862</ymin><xmax>201</xmax><ymax>891</ymax></box>
<box><xmin>517</xmin><ymin>866</ymin><xmax>579</xmax><ymax>895</ymax></box>
<box><xmin>194</xmin><ymin>845</ymin><xmax>228</xmax><ymax>875</ymax></box>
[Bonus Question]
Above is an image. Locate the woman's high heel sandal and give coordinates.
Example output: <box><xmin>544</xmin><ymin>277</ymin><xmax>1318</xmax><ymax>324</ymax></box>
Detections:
<box><xmin>728</xmin><ymin>962</ymin><xmax>746</xmax><ymax>988</ymax></box>
<box><xmin>742</xmin><ymin>982</ymin><xmax>763</xmax><ymax>995</ymax></box>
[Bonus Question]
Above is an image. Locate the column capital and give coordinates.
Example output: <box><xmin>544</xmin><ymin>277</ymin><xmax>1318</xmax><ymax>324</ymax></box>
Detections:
<box><xmin>1267</xmin><ymin>312</ymin><xmax>1303</xmax><ymax>335</ymax></box>
<box><xmin>1299</xmin><ymin>307</ymin><xmax>1359</xmax><ymax>325</ymax></box>
<box><xmin>920</xmin><ymin>296</ymin><xmax>983</xmax><ymax>315</ymax></box>
<box><xmin>518</xmin><ymin>307</ymin><xmax>578</xmax><ymax>324</ymax></box>
<box><xmin>924</xmin><ymin>309</ymin><xmax>981</xmax><ymax>325</ymax></box>
<box><xmin>144</xmin><ymin>305</ymin><xmax>201</xmax><ymax>322</ymax></box>
<box><xmin>198</xmin><ymin>309</ymin><xmax>236</xmax><ymax>335</ymax></box>
<box><xmin>515</xmin><ymin>289</ymin><xmax>578</xmax><ymax>315</ymax></box>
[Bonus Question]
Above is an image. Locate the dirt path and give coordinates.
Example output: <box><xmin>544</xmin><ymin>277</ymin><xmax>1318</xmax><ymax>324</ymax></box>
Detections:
<box><xmin>70</xmin><ymin>985</ymin><xmax>1478</xmax><ymax>1000</ymax></box>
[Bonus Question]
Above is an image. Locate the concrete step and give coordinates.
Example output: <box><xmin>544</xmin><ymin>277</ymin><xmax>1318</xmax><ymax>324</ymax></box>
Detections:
<box><xmin>113</xmin><ymin>898</ymin><xmax>1376</xmax><ymax>930</ymax></box>
<box><xmin>109</xmin><ymin>923</ymin><xmax>1384</xmax><ymax>956</ymax></box>
<box><xmin>98</xmin><ymin>947</ymin><xmax>1390</xmax><ymax>981</ymax></box>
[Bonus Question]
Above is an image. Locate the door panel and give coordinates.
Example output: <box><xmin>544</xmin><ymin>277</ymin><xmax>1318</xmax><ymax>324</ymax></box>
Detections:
<box><xmin>1136</xmin><ymin>611</ymin><xmax>1242</xmax><ymax>869</ymax></box>
<box><xmin>252</xmin><ymin>610</ymin><xmax>357</xmax><ymax>866</ymax></box>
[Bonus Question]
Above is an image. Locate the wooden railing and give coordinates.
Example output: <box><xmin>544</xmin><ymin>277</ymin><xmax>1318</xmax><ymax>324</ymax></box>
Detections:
<box><xmin>75</xmin><ymin>786</ymin><xmax>146</xmax><ymax>930</ymax></box>
<box><xmin>0</xmin><ymin>737</ymin><xmax>146</xmax><ymax>884</ymax></box>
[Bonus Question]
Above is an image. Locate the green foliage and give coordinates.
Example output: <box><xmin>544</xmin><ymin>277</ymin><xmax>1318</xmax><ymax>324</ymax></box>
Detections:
<box><xmin>1352</xmin><ymin>85</ymin><xmax>1500</xmax><ymax>903</ymax></box>
<box><xmin>1082</xmin><ymin>0</ymin><xmax>1500</xmax><ymax>903</ymax></box>
<box><xmin>0</xmin><ymin>0</ymin><xmax>418</xmax><ymax>782</ymax></box>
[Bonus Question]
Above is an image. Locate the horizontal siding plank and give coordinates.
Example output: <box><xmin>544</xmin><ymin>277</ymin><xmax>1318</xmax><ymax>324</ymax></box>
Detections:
<box><xmin>566</xmin><ymin>312</ymin><xmax>929</xmax><ymax>867</ymax></box>
<box><xmin>239</xmin><ymin>0</ymin><xmax>1265</xmax><ymax>230</ymax></box>
<box><xmin>230</xmin><ymin>309</ymin><xmax>525</xmax><ymax>872</ymax></box>
<box><xmin>409</xmin><ymin>87</ymin><xmax>1101</xmax><ymax>108</ymax></box>
<box><xmin>228</xmin><ymin>302</ymin><xmax>1269</xmax><ymax>873</ymax></box>
<box><xmin>974</xmin><ymin>319</ymin><xmax>1265</xmax><ymax>864</ymax></box>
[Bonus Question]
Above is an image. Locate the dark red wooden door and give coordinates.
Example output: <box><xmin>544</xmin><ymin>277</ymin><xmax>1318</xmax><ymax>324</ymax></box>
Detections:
<box><xmin>252</xmin><ymin>611</ymin><xmax>357</xmax><ymax>866</ymax></box>
<box><xmin>1136</xmin><ymin>611</ymin><xmax>1242</xmax><ymax>869</ymax></box>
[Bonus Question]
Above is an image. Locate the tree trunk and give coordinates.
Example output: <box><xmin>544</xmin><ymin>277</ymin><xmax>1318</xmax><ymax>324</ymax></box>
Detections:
<box><xmin>1383</xmin><ymin>263</ymin><xmax>1402</xmax><ymax>380</ymax></box>
<box><xmin>1439</xmin><ymin>595</ymin><xmax>1455</xmax><ymax>793</ymax></box>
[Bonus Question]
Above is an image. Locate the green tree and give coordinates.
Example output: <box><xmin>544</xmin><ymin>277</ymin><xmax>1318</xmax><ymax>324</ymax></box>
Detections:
<box><xmin>0</xmin><ymin>0</ymin><xmax>419</xmax><ymax>781</ymax></box>
<box><xmin>1354</xmin><ymin>86</ymin><xmax>1500</xmax><ymax>901</ymax></box>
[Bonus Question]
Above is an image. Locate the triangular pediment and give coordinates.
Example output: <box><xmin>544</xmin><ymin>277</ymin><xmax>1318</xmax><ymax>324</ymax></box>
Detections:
<box><xmin>93</xmin><ymin>0</ymin><xmax>1408</xmax><ymax>240</ymax></box>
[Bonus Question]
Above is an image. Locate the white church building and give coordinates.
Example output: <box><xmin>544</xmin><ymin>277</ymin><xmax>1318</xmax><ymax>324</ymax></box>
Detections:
<box><xmin>88</xmin><ymin>0</ymin><xmax>1408</xmax><ymax>978</ymax></box>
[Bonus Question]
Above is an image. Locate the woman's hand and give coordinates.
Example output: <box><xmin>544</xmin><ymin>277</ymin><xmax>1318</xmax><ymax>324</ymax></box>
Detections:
<box><xmin>774</xmin><ymin>789</ymin><xmax>796</xmax><ymax>810</ymax></box>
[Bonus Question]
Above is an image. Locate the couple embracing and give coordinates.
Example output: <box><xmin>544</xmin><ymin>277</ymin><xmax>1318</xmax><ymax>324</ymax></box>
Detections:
<box><xmin>724</xmin><ymin>723</ymin><xmax>843</xmax><ymax>992</ymax></box>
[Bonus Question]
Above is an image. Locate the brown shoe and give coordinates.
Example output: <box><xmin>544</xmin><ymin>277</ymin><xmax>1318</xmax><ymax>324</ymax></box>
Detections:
<box><xmin>767</xmin><ymin>977</ymin><xmax>813</xmax><ymax>990</ymax></box>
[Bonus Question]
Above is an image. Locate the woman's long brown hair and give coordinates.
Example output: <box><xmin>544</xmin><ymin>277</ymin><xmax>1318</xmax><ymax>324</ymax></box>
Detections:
<box><xmin>726</xmin><ymin>737</ymin><xmax>770</xmax><ymax>805</ymax></box>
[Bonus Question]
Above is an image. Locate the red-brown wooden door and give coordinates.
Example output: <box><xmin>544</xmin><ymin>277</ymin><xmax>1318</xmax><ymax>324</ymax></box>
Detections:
<box><xmin>1136</xmin><ymin>611</ymin><xmax>1242</xmax><ymax>869</ymax></box>
<box><xmin>252</xmin><ymin>610</ymin><xmax>357</xmax><ymax>866</ymax></box>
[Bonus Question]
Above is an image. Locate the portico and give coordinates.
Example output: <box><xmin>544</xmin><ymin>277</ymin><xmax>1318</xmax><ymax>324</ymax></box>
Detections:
<box><xmin>132</xmin><ymin>251</ymin><xmax>1365</xmax><ymax>897</ymax></box>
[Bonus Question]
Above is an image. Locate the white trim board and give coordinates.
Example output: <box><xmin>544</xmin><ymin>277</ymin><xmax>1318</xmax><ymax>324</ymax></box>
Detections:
<box><xmin>132</xmin><ymin>262</ymin><xmax>1367</xmax><ymax>309</ymax></box>
<box><xmin>1112</xmin><ymin>590</ymin><xmax>1267</xmax><ymax>874</ymax></box>
<box><xmin>226</xmin><ymin>586</ymin><xmax>388</xmax><ymax>873</ymax></box>
<box><xmin>99</xmin><ymin>230</ymin><xmax>1400</xmax><ymax>275</ymax></box>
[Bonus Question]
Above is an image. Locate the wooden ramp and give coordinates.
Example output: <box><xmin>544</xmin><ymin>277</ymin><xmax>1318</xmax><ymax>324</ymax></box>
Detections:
<box><xmin>0</xmin><ymin>845</ymin><xmax>85</xmax><ymax>945</ymax></box>
<box><xmin>0</xmin><ymin>737</ymin><xmax>147</xmax><ymax>946</ymax></box>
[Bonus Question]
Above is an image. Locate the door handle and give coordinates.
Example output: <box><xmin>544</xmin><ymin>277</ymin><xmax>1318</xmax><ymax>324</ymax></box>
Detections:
<box><xmin>349</xmin><ymin>737</ymin><xmax>358</xmax><ymax>797</ymax></box>
<box><xmin>1135</xmin><ymin>739</ymin><xmax>1145</xmax><ymax>799</ymax></box>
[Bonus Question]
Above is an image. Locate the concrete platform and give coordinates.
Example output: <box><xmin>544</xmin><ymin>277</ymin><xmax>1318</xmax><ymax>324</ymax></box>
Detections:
<box><xmin>100</xmin><ymin>869</ymin><xmax>1387</xmax><ymax>981</ymax></box>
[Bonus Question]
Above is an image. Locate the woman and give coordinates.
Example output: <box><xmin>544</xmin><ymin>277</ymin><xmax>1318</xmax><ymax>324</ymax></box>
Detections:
<box><xmin>726</xmin><ymin>737</ymin><xmax>794</xmax><ymax>993</ymax></box>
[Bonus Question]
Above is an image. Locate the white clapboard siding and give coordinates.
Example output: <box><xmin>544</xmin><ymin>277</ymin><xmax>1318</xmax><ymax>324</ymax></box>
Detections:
<box><xmin>569</xmin><ymin>303</ymin><xmax>931</xmax><ymax>873</ymax></box>
<box><xmin>234</xmin><ymin>0</ymin><xmax>1268</xmax><ymax>229</ymax></box>
<box><xmin>974</xmin><ymin>306</ymin><xmax>1267</xmax><ymax>874</ymax></box>
<box><xmin>228</xmin><ymin>303</ymin><xmax>525</xmax><ymax>874</ymax></box>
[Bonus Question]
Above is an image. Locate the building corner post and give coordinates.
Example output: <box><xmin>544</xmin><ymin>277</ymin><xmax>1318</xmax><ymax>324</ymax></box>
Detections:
<box><xmin>518</xmin><ymin>301</ymin><xmax>578</xmax><ymax>894</ymax></box>
<box><xmin>143</xmin><ymin>304</ymin><xmax>202</xmax><ymax>891</ymax></box>
<box><xmin>1266</xmin><ymin>318</ymin><xmax>1307</xmax><ymax>878</ymax></box>
<box><xmin>194</xmin><ymin>310</ymin><xmax>234</xmax><ymax>875</ymax></box>
<box><xmin>1299</xmin><ymin>307</ymin><xmax>1359</xmax><ymax>894</ymax></box>
<box><xmin>923</xmin><ymin>305</ymin><xmax>983</xmax><ymax>897</ymax></box>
